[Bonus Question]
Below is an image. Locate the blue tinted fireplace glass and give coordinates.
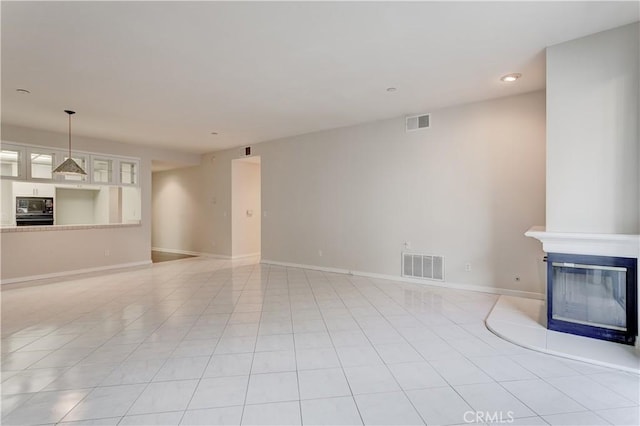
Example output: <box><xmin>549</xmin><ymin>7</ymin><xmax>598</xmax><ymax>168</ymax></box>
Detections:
<box><xmin>552</xmin><ymin>263</ymin><xmax>627</xmax><ymax>330</ymax></box>
<box><xmin>547</xmin><ymin>253</ymin><xmax>637</xmax><ymax>345</ymax></box>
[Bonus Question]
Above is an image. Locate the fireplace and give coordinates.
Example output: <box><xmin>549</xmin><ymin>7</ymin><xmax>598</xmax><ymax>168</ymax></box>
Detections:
<box><xmin>547</xmin><ymin>253</ymin><xmax>637</xmax><ymax>345</ymax></box>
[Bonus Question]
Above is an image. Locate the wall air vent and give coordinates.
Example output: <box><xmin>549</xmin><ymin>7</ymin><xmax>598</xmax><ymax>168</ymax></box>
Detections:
<box><xmin>405</xmin><ymin>113</ymin><xmax>430</xmax><ymax>132</ymax></box>
<box><xmin>402</xmin><ymin>252</ymin><xmax>444</xmax><ymax>281</ymax></box>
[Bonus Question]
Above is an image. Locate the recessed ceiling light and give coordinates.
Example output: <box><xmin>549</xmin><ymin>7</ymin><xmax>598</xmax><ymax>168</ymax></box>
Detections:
<box><xmin>386</xmin><ymin>87</ymin><xmax>397</xmax><ymax>92</ymax></box>
<box><xmin>500</xmin><ymin>73</ymin><xmax>522</xmax><ymax>83</ymax></box>
<box><xmin>16</xmin><ymin>88</ymin><xmax>31</xmax><ymax>94</ymax></box>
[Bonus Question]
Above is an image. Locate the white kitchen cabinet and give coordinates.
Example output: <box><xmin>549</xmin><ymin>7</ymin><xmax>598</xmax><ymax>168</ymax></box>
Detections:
<box><xmin>119</xmin><ymin>160</ymin><xmax>138</xmax><ymax>185</ymax></box>
<box><xmin>2</xmin><ymin>141</ymin><xmax>140</xmax><ymax>188</ymax></box>
<box><xmin>121</xmin><ymin>186</ymin><xmax>141</xmax><ymax>223</ymax></box>
<box><xmin>2</xmin><ymin>141</ymin><xmax>142</xmax><ymax>228</ymax></box>
<box><xmin>92</xmin><ymin>157</ymin><xmax>114</xmax><ymax>184</ymax></box>
<box><xmin>1</xmin><ymin>180</ymin><xmax>14</xmax><ymax>225</ymax></box>
<box><xmin>0</xmin><ymin>144</ymin><xmax>25</xmax><ymax>179</ymax></box>
<box><xmin>12</xmin><ymin>181</ymin><xmax>56</xmax><ymax>197</ymax></box>
<box><xmin>28</xmin><ymin>148</ymin><xmax>57</xmax><ymax>180</ymax></box>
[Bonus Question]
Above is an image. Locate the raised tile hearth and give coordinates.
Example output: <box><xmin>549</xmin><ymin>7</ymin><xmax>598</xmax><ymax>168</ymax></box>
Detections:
<box><xmin>487</xmin><ymin>295</ymin><xmax>640</xmax><ymax>374</ymax></box>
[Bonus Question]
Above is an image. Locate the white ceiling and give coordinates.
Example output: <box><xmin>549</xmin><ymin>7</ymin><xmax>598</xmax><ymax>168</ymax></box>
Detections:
<box><xmin>2</xmin><ymin>1</ymin><xmax>638</xmax><ymax>154</ymax></box>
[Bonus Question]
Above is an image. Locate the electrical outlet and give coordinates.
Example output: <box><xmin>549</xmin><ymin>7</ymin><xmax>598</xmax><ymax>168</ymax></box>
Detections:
<box><xmin>464</xmin><ymin>263</ymin><xmax>472</xmax><ymax>272</ymax></box>
<box><xmin>318</xmin><ymin>250</ymin><xmax>323</xmax><ymax>257</ymax></box>
<box><xmin>104</xmin><ymin>249</ymin><xmax>110</xmax><ymax>257</ymax></box>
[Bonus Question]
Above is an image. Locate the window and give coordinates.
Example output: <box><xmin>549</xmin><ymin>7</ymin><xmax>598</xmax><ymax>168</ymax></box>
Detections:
<box><xmin>93</xmin><ymin>158</ymin><xmax>113</xmax><ymax>184</ymax></box>
<box><xmin>120</xmin><ymin>161</ymin><xmax>138</xmax><ymax>185</ymax></box>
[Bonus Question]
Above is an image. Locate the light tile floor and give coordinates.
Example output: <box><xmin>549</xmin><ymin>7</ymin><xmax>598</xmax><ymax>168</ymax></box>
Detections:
<box><xmin>2</xmin><ymin>258</ymin><xmax>639</xmax><ymax>425</ymax></box>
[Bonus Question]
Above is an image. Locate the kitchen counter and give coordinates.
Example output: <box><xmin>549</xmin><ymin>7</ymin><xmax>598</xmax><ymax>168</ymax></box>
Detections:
<box><xmin>1</xmin><ymin>222</ymin><xmax>141</xmax><ymax>233</ymax></box>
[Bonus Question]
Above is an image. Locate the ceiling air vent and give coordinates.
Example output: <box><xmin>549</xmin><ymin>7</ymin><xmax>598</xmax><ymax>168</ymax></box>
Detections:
<box><xmin>406</xmin><ymin>114</ymin><xmax>430</xmax><ymax>132</ymax></box>
<box><xmin>402</xmin><ymin>252</ymin><xmax>444</xmax><ymax>281</ymax></box>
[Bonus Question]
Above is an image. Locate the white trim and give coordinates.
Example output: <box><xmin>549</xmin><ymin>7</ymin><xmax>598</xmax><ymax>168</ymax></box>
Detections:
<box><xmin>231</xmin><ymin>252</ymin><xmax>261</xmax><ymax>260</ymax></box>
<box><xmin>262</xmin><ymin>259</ymin><xmax>348</xmax><ymax>275</ymax></box>
<box><xmin>151</xmin><ymin>247</ymin><xmax>202</xmax><ymax>257</ymax></box>
<box><xmin>260</xmin><ymin>259</ymin><xmax>544</xmax><ymax>300</ymax></box>
<box><xmin>199</xmin><ymin>253</ymin><xmax>232</xmax><ymax>260</ymax></box>
<box><xmin>152</xmin><ymin>247</ymin><xmax>233</xmax><ymax>259</ymax></box>
<box><xmin>1</xmin><ymin>260</ymin><xmax>151</xmax><ymax>285</ymax></box>
<box><xmin>525</xmin><ymin>226</ymin><xmax>640</xmax><ymax>258</ymax></box>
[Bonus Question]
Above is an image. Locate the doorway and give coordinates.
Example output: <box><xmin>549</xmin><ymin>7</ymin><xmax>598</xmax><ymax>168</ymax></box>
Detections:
<box><xmin>231</xmin><ymin>156</ymin><xmax>261</xmax><ymax>259</ymax></box>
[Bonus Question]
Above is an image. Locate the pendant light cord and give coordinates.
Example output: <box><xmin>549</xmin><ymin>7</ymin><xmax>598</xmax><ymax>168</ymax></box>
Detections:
<box><xmin>68</xmin><ymin>113</ymin><xmax>72</xmax><ymax>158</ymax></box>
<box><xmin>64</xmin><ymin>110</ymin><xmax>76</xmax><ymax>159</ymax></box>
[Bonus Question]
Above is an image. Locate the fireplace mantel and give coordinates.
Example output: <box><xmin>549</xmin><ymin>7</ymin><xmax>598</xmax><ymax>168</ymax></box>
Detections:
<box><xmin>525</xmin><ymin>226</ymin><xmax>640</xmax><ymax>259</ymax></box>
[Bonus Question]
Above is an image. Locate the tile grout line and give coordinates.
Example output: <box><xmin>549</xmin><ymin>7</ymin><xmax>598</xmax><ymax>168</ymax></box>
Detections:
<box><xmin>3</xmin><ymin>258</ymin><xmax>638</xmax><ymax>426</ymax></box>
<box><xmin>307</xmin><ymin>268</ymin><xmax>366</xmax><ymax>426</ymax></box>
<box><xmin>238</xmin><ymin>262</ymin><xmax>266</xmax><ymax>425</ymax></box>
<box><xmin>114</xmin><ymin>262</ymin><xmax>229</xmax><ymax>424</ymax></box>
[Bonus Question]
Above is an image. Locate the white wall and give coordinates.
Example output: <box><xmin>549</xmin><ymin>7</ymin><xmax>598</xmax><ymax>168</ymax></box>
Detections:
<box><xmin>151</xmin><ymin>152</ymin><xmax>234</xmax><ymax>257</ymax></box>
<box><xmin>547</xmin><ymin>23</ymin><xmax>639</xmax><ymax>234</ymax></box>
<box><xmin>145</xmin><ymin>91</ymin><xmax>547</xmax><ymax>295</ymax></box>
<box><xmin>189</xmin><ymin>151</ymin><xmax>234</xmax><ymax>257</ymax></box>
<box><xmin>232</xmin><ymin>159</ymin><xmax>261</xmax><ymax>257</ymax></box>
<box><xmin>151</xmin><ymin>166</ymin><xmax>202</xmax><ymax>253</ymax></box>
<box><xmin>168</xmin><ymin>91</ymin><xmax>543</xmax><ymax>294</ymax></box>
<box><xmin>2</xmin><ymin>226</ymin><xmax>147</xmax><ymax>279</ymax></box>
<box><xmin>55</xmin><ymin>188</ymin><xmax>96</xmax><ymax>225</ymax></box>
<box><xmin>1</xmin><ymin>124</ymin><xmax>200</xmax><ymax>282</ymax></box>
<box><xmin>256</xmin><ymin>91</ymin><xmax>546</xmax><ymax>294</ymax></box>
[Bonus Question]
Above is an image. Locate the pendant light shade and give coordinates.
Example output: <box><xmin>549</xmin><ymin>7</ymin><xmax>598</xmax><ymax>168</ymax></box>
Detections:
<box><xmin>53</xmin><ymin>110</ymin><xmax>87</xmax><ymax>176</ymax></box>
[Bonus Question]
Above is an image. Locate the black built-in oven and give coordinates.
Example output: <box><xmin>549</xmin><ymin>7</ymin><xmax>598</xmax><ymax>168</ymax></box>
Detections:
<box><xmin>16</xmin><ymin>196</ymin><xmax>54</xmax><ymax>226</ymax></box>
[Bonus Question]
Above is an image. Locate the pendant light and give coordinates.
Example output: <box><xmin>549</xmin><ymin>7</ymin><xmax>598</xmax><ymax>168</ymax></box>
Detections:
<box><xmin>53</xmin><ymin>110</ymin><xmax>87</xmax><ymax>175</ymax></box>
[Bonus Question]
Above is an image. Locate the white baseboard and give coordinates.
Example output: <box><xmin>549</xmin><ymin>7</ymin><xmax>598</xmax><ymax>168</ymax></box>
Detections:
<box><xmin>151</xmin><ymin>247</ymin><xmax>203</xmax><ymax>257</ymax></box>
<box><xmin>231</xmin><ymin>252</ymin><xmax>261</xmax><ymax>260</ymax></box>
<box><xmin>204</xmin><ymin>254</ymin><xmax>233</xmax><ymax>259</ymax></box>
<box><xmin>194</xmin><ymin>252</ymin><xmax>256</xmax><ymax>260</ymax></box>
<box><xmin>1</xmin><ymin>261</ymin><xmax>152</xmax><ymax>285</ymax></box>
<box><xmin>260</xmin><ymin>259</ymin><xmax>544</xmax><ymax>300</ymax></box>
<box><xmin>262</xmin><ymin>259</ymin><xmax>348</xmax><ymax>275</ymax></box>
<box><xmin>151</xmin><ymin>247</ymin><xmax>233</xmax><ymax>260</ymax></box>
<box><xmin>151</xmin><ymin>247</ymin><xmax>262</xmax><ymax>261</ymax></box>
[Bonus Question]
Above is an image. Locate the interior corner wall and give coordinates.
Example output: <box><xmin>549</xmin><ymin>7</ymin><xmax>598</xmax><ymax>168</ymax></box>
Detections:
<box><xmin>151</xmin><ymin>166</ymin><xmax>203</xmax><ymax>253</ymax></box>
<box><xmin>209</xmin><ymin>90</ymin><xmax>546</xmax><ymax>295</ymax></box>
<box><xmin>152</xmin><ymin>151</ymin><xmax>234</xmax><ymax>258</ymax></box>
<box><xmin>546</xmin><ymin>22</ymin><xmax>640</xmax><ymax>234</ymax></box>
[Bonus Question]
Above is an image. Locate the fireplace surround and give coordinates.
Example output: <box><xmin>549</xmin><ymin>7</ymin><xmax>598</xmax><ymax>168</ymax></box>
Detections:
<box><xmin>547</xmin><ymin>253</ymin><xmax>637</xmax><ymax>345</ymax></box>
<box><xmin>525</xmin><ymin>227</ymin><xmax>640</xmax><ymax>346</ymax></box>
